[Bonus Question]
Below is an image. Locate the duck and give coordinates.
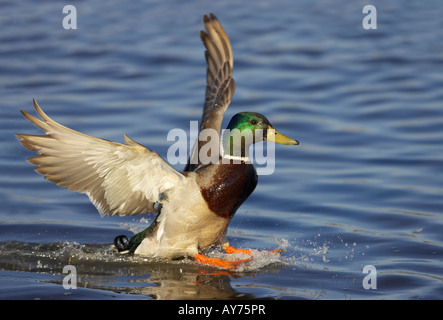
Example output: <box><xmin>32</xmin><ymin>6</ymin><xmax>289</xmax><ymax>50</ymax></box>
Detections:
<box><xmin>16</xmin><ymin>13</ymin><xmax>299</xmax><ymax>269</ymax></box>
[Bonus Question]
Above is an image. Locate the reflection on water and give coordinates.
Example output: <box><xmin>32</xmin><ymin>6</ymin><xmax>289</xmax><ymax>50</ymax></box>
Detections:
<box><xmin>0</xmin><ymin>241</ymin><xmax>289</xmax><ymax>299</ymax></box>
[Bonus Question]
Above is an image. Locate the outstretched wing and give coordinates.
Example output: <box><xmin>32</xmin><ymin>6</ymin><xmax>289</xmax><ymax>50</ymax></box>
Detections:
<box><xmin>200</xmin><ymin>13</ymin><xmax>235</xmax><ymax>133</ymax></box>
<box><xmin>16</xmin><ymin>99</ymin><xmax>185</xmax><ymax>217</ymax></box>
<box><xmin>186</xmin><ymin>13</ymin><xmax>235</xmax><ymax>171</ymax></box>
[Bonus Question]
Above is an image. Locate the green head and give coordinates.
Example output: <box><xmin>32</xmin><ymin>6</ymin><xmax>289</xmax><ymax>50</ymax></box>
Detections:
<box><xmin>223</xmin><ymin>112</ymin><xmax>299</xmax><ymax>157</ymax></box>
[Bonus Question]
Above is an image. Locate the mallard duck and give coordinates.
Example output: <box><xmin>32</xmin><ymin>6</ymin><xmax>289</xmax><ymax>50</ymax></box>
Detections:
<box><xmin>16</xmin><ymin>13</ymin><xmax>299</xmax><ymax>269</ymax></box>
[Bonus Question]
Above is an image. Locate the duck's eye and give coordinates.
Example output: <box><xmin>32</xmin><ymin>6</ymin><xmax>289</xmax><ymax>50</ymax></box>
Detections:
<box><xmin>250</xmin><ymin>119</ymin><xmax>258</xmax><ymax>125</ymax></box>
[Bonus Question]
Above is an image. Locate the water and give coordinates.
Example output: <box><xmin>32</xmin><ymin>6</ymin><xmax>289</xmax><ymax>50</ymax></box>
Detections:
<box><xmin>1</xmin><ymin>0</ymin><xmax>443</xmax><ymax>300</ymax></box>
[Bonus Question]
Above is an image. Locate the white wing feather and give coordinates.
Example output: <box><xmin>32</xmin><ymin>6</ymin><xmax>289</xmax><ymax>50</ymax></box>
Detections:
<box><xmin>16</xmin><ymin>99</ymin><xmax>184</xmax><ymax>217</ymax></box>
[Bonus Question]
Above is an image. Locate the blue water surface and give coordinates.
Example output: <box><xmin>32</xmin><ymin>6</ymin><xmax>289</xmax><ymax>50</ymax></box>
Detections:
<box><xmin>1</xmin><ymin>0</ymin><xmax>443</xmax><ymax>300</ymax></box>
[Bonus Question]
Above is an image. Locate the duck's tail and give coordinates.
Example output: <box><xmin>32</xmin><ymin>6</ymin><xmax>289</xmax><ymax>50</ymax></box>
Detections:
<box><xmin>114</xmin><ymin>220</ymin><xmax>159</xmax><ymax>253</ymax></box>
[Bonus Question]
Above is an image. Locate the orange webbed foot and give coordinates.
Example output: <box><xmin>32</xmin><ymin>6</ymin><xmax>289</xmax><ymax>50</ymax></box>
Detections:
<box><xmin>223</xmin><ymin>245</ymin><xmax>252</xmax><ymax>255</ymax></box>
<box><xmin>195</xmin><ymin>253</ymin><xmax>251</xmax><ymax>269</ymax></box>
<box><xmin>224</xmin><ymin>245</ymin><xmax>282</xmax><ymax>255</ymax></box>
<box><xmin>268</xmin><ymin>249</ymin><xmax>283</xmax><ymax>254</ymax></box>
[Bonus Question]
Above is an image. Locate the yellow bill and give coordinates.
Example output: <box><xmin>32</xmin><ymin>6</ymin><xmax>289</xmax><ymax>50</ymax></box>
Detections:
<box><xmin>266</xmin><ymin>126</ymin><xmax>299</xmax><ymax>145</ymax></box>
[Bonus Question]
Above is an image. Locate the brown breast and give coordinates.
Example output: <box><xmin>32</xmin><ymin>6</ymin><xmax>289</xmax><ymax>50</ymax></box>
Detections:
<box><xmin>197</xmin><ymin>162</ymin><xmax>258</xmax><ymax>219</ymax></box>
